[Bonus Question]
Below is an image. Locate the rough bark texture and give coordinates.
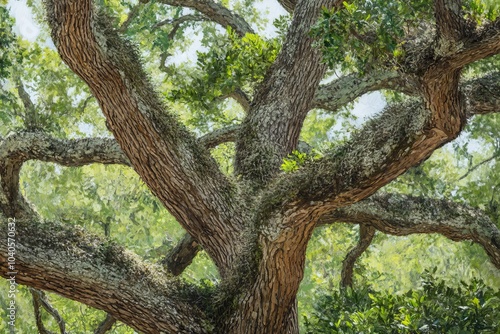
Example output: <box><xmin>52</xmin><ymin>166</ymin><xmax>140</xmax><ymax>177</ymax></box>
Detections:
<box><xmin>0</xmin><ymin>0</ymin><xmax>499</xmax><ymax>333</ymax></box>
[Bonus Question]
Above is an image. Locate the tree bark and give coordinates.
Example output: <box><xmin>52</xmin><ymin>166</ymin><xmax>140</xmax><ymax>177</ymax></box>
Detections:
<box><xmin>2</xmin><ymin>1</ymin><xmax>497</xmax><ymax>333</ymax></box>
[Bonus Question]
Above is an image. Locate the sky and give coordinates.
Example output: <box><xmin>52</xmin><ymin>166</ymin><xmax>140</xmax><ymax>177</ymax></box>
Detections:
<box><xmin>6</xmin><ymin>0</ymin><xmax>386</xmax><ymax>126</ymax></box>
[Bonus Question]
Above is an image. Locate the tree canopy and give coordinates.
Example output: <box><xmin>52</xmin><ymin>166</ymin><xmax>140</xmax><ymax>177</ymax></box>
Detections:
<box><xmin>0</xmin><ymin>0</ymin><xmax>499</xmax><ymax>333</ymax></box>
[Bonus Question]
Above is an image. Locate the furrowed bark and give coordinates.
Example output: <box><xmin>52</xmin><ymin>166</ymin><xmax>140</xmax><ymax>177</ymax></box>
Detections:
<box><xmin>0</xmin><ymin>217</ymin><xmax>210</xmax><ymax>333</ymax></box>
<box><xmin>434</xmin><ymin>0</ymin><xmax>467</xmax><ymax>42</ymax></box>
<box><xmin>44</xmin><ymin>0</ymin><xmax>245</xmax><ymax>275</ymax></box>
<box><xmin>263</xmin><ymin>57</ymin><xmax>498</xmax><ymax>226</ymax></box>
<box><xmin>227</xmin><ymin>210</ymin><xmax>321</xmax><ymax>333</ymax></box>
<box><xmin>235</xmin><ymin>0</ymin><xmax>341</xmax><ymax>186</ymax></box>
<box><xmin>319</xmin><ymin>193</ymin><xmax>500</xmax><ymax>269</ymax></box>
<box><xmin>155</xmin><ymin>0</ymin><xmax>253</xmax><ymax>37</ymax></box>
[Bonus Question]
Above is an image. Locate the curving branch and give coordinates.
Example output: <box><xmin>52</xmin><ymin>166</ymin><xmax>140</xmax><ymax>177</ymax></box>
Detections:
<box><xmin>31</xmin><ymin>289</ymin><xmax>55</xmax><ymax>334</ymax></box>
<box><xmin>259</xmin><ymin>63</ymin><xmax>499</xmax><ymax>230</ymax></box>
<box><xmin>155</xmin><ymin>0</ymin><xmax>253</xmax><ymax>37</ymax></box>
<box><xmin>45</xmin><ymin>0</ymin><xmax>245</xmax><ymax>275</ymax></box>
<box><xmin>318</xmin><ymin>193</ymin><xmax>500</xmax><ymax>269</ymax></box>
<box><xmin>340</xmin><ymin>225</ymin><xmax>375</xmax><ymax>288</ymax></box>
<box><xmin>0</xmin><ymin>132</ymin><xmax>129</xmax><ymax>167</ymax></box>
<box><xmin>222</xmin><ymin>88</ymin><xmax>251</xmax><ymax>113</ymax></box>
<box><xmin>0</xmin><ymin>218</ymin><xmax>210</xmax><ymax>334</ymax></box>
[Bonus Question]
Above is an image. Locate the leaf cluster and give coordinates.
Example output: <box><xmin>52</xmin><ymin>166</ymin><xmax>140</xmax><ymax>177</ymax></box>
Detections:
<box><xmin>311</xmin><ymin>0</ymin><xmax>433</xmax><ymax>73</ymax></box>
<box><xmin>168</xmin><ymin>29</ymin><xmax>280</xmax><ymax>116</ymax></box>
<box><xmin>304</xmin><ymin>269</ymin><xmax>500</xmax><ymax>333</ymax></box>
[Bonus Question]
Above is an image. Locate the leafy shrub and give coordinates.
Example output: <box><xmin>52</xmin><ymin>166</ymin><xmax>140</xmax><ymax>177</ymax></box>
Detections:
<box><xmin>304</xmin><ymin>269</ymin><xmax>500</xmax><ymax>333</ymax></box>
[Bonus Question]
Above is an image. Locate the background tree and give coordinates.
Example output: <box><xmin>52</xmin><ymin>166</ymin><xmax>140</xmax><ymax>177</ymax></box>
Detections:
<box><xmin>0</xmin><ymin>0</ymin><xmax>499</xmax><ymax>333</ymax></box>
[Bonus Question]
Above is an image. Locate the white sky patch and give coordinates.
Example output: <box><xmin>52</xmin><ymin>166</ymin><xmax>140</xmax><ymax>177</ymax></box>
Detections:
<box><xmin>7</xmin><ymin>0</ymin><xmax>40</xmax><ymax>42</ymax></box>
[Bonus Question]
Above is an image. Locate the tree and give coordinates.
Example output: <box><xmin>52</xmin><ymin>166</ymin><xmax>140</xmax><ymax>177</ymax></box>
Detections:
<box><xmin>1</xmin><ymin>0</ymin><xmax>499</xmax><ymax>333</ymax></box>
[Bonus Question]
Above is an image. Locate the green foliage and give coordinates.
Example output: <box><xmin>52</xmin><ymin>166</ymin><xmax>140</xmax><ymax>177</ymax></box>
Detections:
<box><xmin>311</xmin><ymin>0</ymin><xmax>433</xmax><ymax>72</ymax></box>
<box><xmin>281</xmin><ymin>150</ymin><xmax>322</xmax><ymax>173</ymax></box>
<box><xmin>168</xmin><ymin>29</ymin><xmax>280</xmax><ymax>120</ymax></box>
<box><xmin>0</xmin><ymin>5</ymin><xmax>15</xmax><ymax>79</ymax></box>
<box><xmin>462</xmin><ymin>0</ymin><xmax>499</xmax><ymax>23</ymax></box>
<box><xmin>304</xmin><ymin>269</ymin><xmax>500</xmax><ymax>333</ymax></box>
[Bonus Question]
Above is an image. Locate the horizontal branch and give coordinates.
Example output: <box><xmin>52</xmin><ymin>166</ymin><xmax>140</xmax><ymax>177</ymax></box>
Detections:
<box><xmin>0</xmin><ymin>132</ymin><xmax>129</xmax><ymax>167</ymax></box>
<box><xmin>156</xmin><ymin>0</ymin><xmax>253</xmax><ymax>37</ymax></box>
<box><xmin>0</xmin><ymin>218</ymin><xmax>210</xmax><ymax>333</ymax></box>
<box><xmin>198</xmin><ymin>125</ymin><xmax>240</xmax><ymax>149</ymax></box>
<box><xmin>319</xmin><ymin>193</ymin><xmax>500</xmax><ymax>269</ymax></box>
<box><xmin>312</xmin><ymin>71</ymin><xmax>418</xmax><ymax>112</ymax></box>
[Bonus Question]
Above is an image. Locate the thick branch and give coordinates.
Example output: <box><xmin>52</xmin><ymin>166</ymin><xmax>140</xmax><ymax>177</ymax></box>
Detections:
<box><xmin>465</xmin><ymin>71</ymin><xmax>500</xmax><ymax>116</ymax></box>
<box><xmin>156</xmin><ymin>0</ymin><xmax>253</xmax><ymax>37</ymax></box>
<box><xmin>434</xmin><ymin>0</ymin><xmax>467</xmax><ymax>41</ymax></box>
<box><xmin>262</xmin><ymin>71</ymin><xmax>500</xmax><ymax>230</ymax></box>
<box><xmin>235</xmin><ymin>0</ymin><xmax>341</xmax><ymax>185</ymax></box>
<box><xmin>319</xmin><ymin>193</ymin><xmax>500</xmax><ymax>269</ymax></box>
<box><xmin>340</xmin><ymin>225</ymin><xmax>375</xmax><ymax>288</ymax></box>
<box><xmin>446</xmin><ymin>19</ymin><xmax>500</xmax><ymax>69</ymax></box>
<box><xmin>0</xmin><ymin>218</ymin><xmax>210</xmax><ymax>333</ymax></box>
<box><xmin>45</xmin><ymin>0</ymin><xmax>245</xmax><ymax>274</ymax></box>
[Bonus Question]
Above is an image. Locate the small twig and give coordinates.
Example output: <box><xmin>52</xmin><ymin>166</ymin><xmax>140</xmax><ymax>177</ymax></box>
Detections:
<box><xmin>31</xmin><ymin>289</ymin><xmax>55</xmax><ymax>334</ymax></box>
<box><xmin>458</xmin><ymin>152</ymin><xmax>500</xmax><ymax>181</ymax></box>
<box><xmin>340</xmin><ymin>225</ymin><xmax>376</xmax><ymax>288</ymax></box>
<box><xmin>31</xmin><ymin>289</ymin><xmax>67</xmax><ymax>334</ymax></box>
<box><xmin>118</xmin><ymin>3</ymin><xmax>144</xmax><ymax>33</ymax></box>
